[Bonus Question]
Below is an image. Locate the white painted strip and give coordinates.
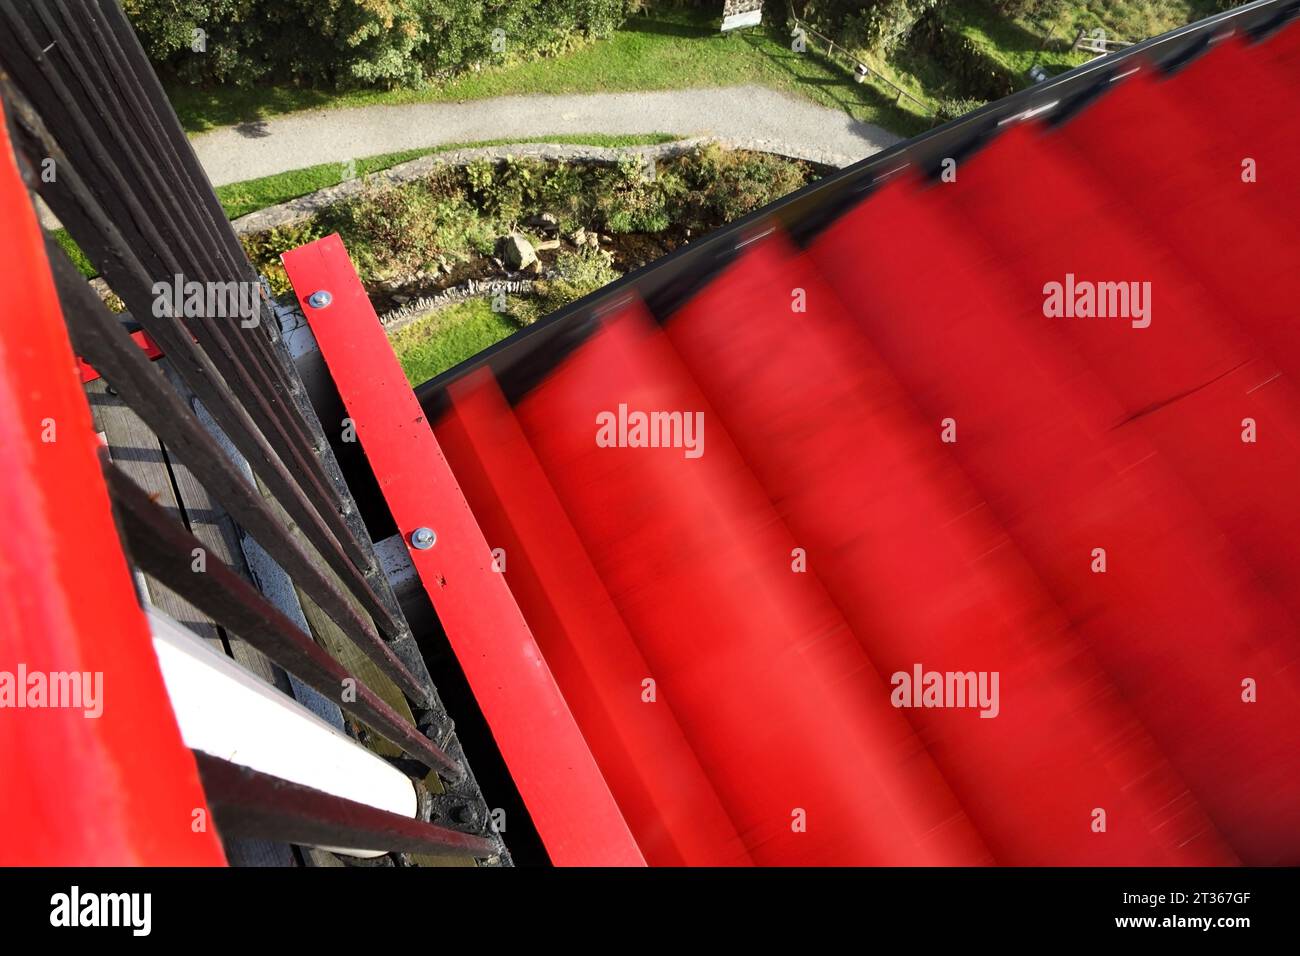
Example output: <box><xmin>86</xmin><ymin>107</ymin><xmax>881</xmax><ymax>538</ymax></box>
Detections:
<box><xmin>148</xmin><ymin>608</ymin><xmax>417</xmax><ymax>857</ymax></box>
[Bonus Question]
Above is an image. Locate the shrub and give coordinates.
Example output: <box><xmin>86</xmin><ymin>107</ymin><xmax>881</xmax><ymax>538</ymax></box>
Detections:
<box><xmin>796</xmin><ymin>0</ymin><xmax>943</xmax><ymax>55</ymax></box>
<box><xmin>122</xmin><ymin>0</ymin><xmax>267</xmax><ymax>85</ymax></box>
<box><xmin>592</xmin><ymin>157</ymin><xmax>682</xmax><ymax>234</ymax></box>
<box><xmin>511</xmin><ymin>247</ymin><xmax>622</xmax><ymax>325</ymax></box>
<box><xmin>933</xmin><ymin>95</ymin><xmax>987</xmax><ymax>122</ymax></box>
<box><xmin>126</xmin><ymin>0</ymin><xmax>635</xmax><ymax>90</ymax></box>
<box><xmin>678</xmin><ymin>144</ymin><xmax>811</xmax><ymax>227</ymax></box>
<box><xmin>463</xmin><ymin>157</ymin><xmax>540</xmax><ymax>225</ymax></box>
<box><xmin>327</xmin><ymin>179</ymin><xmax>493</xmax><ymax>279</ymax></box>
<box><xmin>240</xmin><ymin>220</ymin><xmax>327</xmax><ymax>296</ymax></box>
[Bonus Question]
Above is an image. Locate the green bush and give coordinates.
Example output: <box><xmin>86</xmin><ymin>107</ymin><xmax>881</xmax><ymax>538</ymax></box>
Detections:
<box><xmin>323</xmin><ymin>177</ymin><xmax>494</xmax><ymax>279</ymax></box>
<box><xmin>933</xmin><ymin>94</ymin><xmax>988</xmax><ymax>122</ymax></box>
<box><xmin>511</xmin><ymin>246</ymin><xmax>622</xmax><ymax>325</ymax></box>
<box><xmin>464</xmin><ymin>156</ymin><xmax>539</xmax><ymax>224</ymax></box>
<box><xmin>126</xmin><ymin>0</ymin><xmax>635</xmax><ymax>89</ymax></box>
<box><xmin>592</xmin><ymin>157</ymin><xmax>682</xmax><ymax>234</ymax></box>
<box><xmin>240</xmin><ymin>220</ymin><xmax>327</xmax><ymax>296</ymax></box>
<box><xmin>678</xmin><ymin>144</ymin><xmax>810</xmax><ymax>226</ymax></box>
<box><xmin>909</xmin><ymin>8</ymin><xmax>1020</xmax><ymax>101</ymax></box>
<box><xmin>796</xmin><ymin>0</ymin><xmax>943</xmax><ymax>54</ymax></box>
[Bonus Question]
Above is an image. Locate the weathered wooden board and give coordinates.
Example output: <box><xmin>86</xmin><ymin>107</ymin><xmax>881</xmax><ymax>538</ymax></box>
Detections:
<box><xmin>88</xmin><ymin>378</ymin><xmax>223</xmax><ymax>650</ymax></box>
<box><xmin>90</xmin><ymin>371</ymin><xmax>298</xmax><ymax>868</ymax></box>
<box><xmin>157</xmin><ymin>361</ymin><xmax>293</xmax><ymax>693</ymax></box>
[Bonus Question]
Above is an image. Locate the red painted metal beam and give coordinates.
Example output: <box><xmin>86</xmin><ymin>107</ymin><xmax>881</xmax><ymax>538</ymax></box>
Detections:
<box><xmin>282</xmin><ymin>234</ymin><xmax>644</xmax><ymax>866</ymax></box>
<box><xmin>0</xmin><ymin>100</ymin><xmax>225</xmax><ymax>866</ymax></box>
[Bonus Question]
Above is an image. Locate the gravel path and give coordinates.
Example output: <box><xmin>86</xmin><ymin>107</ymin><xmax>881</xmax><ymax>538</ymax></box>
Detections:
<box><xmin>192</xmin><ymin>85</ymin><xmax>901</xmax><ymax>186</ymax></box>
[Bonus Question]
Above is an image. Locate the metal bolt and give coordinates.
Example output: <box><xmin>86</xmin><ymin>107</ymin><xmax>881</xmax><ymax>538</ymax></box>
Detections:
<box><xmin>410</xmin><ymin>527</ymin><xmax>436</xmax><ymax>550</ymax></box>
<box><xmin>307</xmin><ymin>290</ymin><xmax>333</xmax><ymax>309</ymax></box>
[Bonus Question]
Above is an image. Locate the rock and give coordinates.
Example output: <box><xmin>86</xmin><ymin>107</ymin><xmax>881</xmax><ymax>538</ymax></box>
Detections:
<box><xmin>526</xmin><ymin>212</ymin><xmax>559</xmax><ymax>232</ymax></box>
<box><xmin>536</xmin><ymin>238</ymin><xmax>561</xmax><ymax>251</ymax></box>
<box><xmin>571</xmin><ymin>227</ymin><xmax>588</xmax><ymax>246</ymax></box>
<box><xmin>495</xmin><ymin>233</ymin><xmax>537</xmax><ymax>271</ymax></box>
<box><xmin>525</xmin><ymin>259</ymin><xmax>543</xmax><ymax>276</ymax></box>
<box><xmin>585</xmin><ymin>233</ymin><xmax>601</xmax><ymax>249</ymax></box>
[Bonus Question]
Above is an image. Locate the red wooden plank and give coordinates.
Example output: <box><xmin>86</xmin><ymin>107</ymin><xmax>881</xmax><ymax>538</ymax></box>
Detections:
<box><xmin>282</xmin><ymin>234</ymin><xmax>644</xmax><ymax>866</ymax></box>
<box><xmin>78</xmin><ymin>328</ymin><xmax>163</xmax><ymax>384</ymax></box>
<box><xmin>0</xmin><ymin>100</ymin><xmax>224</xmax><ymax>866</ymax></box>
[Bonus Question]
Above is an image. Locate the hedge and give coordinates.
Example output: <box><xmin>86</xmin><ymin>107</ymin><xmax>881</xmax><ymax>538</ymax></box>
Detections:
<box><xmin>124</xmin><ymin>0</ymin><xmax>636</xmax><ymax>89</ymax></box>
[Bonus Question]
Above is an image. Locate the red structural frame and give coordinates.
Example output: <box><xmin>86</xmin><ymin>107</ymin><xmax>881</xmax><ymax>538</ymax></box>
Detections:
<box><xmin>283</xmin><ymin>234</ymin><xmax>644</xmax><ymax>866</ymax></box>
<box><xmin>0</xmin><ymin>101</ymin><xmax>224</xmax><ymax>865</ymax></box>
<box><xmin>78</xmin><ymin>328</ymin><xmax>163</xmax><ymax>384</ymax></box>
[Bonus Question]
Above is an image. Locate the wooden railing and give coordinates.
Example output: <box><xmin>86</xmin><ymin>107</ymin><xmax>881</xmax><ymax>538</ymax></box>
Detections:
<box><xmin>0</xmin><ymin>0</ymin><xmax>504</xmax><ymax>865</ymax></box>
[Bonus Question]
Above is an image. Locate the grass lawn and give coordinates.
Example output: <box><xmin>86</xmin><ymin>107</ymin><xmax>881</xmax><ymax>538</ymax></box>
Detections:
<box><xmin>854</xmin><ymin>0</ymin><xmax>1229</xmax><ymax>117</ymax></box>
<box><xmin>168</xmin><ymin>8</ymin><xmax>931</xmax><ymax>137</ymax></box>
<box><xmin>388</xmin><ymin>297</ymin><xmax>517</xmax><ymax>385</ymax></box>
<box><xmin>166</xmin><ymin>3</ymin><xmax>1236</xmax><ymax>145</ymax></box>
<box><xmin>949</xmin><ymin>0</ymin><xmax>1224</xmax><ymax>80</ymax></box>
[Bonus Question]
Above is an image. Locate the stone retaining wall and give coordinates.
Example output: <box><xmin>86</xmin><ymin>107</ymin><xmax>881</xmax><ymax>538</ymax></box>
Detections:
<box><xmin>231</xmin><ymin>137</ymin><xmax>847</xmax><ymax>236</ymax></box>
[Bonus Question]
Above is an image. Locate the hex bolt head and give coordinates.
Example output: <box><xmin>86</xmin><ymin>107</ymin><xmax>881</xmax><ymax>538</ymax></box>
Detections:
<box><xmin>307</xmin><ymin>290</ymin><xmax>333</xmax><ymax>309</ymax></box>
<box><xmin>410</xmin><ymin>527</ymin><xmax>436</xmax><ymax>550</ymax></box>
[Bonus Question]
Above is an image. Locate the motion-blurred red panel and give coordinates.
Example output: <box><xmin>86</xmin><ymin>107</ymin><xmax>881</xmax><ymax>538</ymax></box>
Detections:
<box><xmin>811</xmin><ymin>126</ymin><xmax>1300</xmax><ymax>863</ymax></box>
<box><xmin>510</xmin><ymin>300</ymin><xmax>991</xmax><ymax>866</ymax></box>
<box><xmin>411</xmin><ymin>19</ymin><xmax>1300</xmax><ymax>866</ymax></box>
<box><xmin>436</xmin><ymin>368</ymin><xmax>750</xmax><ymax>865</ymax></box>
<box><xmin>666</xmin><ymin>230</ymin><xmax>1234</xmax><ymax>865</ymax></box>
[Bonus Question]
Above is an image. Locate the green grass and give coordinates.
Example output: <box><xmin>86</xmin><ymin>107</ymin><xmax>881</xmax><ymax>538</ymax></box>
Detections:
<box><xmin>844</xmin><ymin>0</ymin><xmax>1232</xmax><ymax>122</ymax></box>
<box><xmin>53</xmin><ymin>229</ymin><xmax>96</xmax><ymax>280</ymax></box>
<box><xmin>169</xmin><ymin>9</ymin><xmax>929</xmax><ymax>137</ymax></box>
<box><xmin>951</xmin><ymin>0</ymin><xmax>1227</xmax><ymax>83</ymax></box>
<box><xmin>389</xmin><ymin>297</ymin><xmax>518</xmax><ymax>385</ymax></box>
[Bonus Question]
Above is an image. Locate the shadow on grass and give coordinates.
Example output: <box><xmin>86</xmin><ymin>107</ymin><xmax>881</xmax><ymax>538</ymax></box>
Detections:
<box><xmin>620</xmin><ymin>11</ymin><xmax>719</xmax><ymax>40</ymax></box>
<box><xmin>738</xmin><ymin>29</ymin><xmax>927</xmax><ymax>136</ymax></box>
<box><xmin>168</xmin><ymin>83</ymin><xmax>338</xmax><ymax>134</ymax></box>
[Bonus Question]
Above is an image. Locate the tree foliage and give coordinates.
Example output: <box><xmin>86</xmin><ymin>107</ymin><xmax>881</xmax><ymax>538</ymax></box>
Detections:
<box><xmin>124</xmin><ymin>0</ymin><xmax>634</xmax><ymax>88</ymax></box>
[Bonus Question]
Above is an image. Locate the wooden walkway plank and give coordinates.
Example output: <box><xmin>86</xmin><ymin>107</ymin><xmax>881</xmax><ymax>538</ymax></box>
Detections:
<box><xmin>157</xmin><ymin>361</ymin><xmax>305</xmax><ymax>694</ymax></box>
<box><xmin>88</xmin><ymin>378</ymin><xmax>223</xmax><ymax>651</ymax></box>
